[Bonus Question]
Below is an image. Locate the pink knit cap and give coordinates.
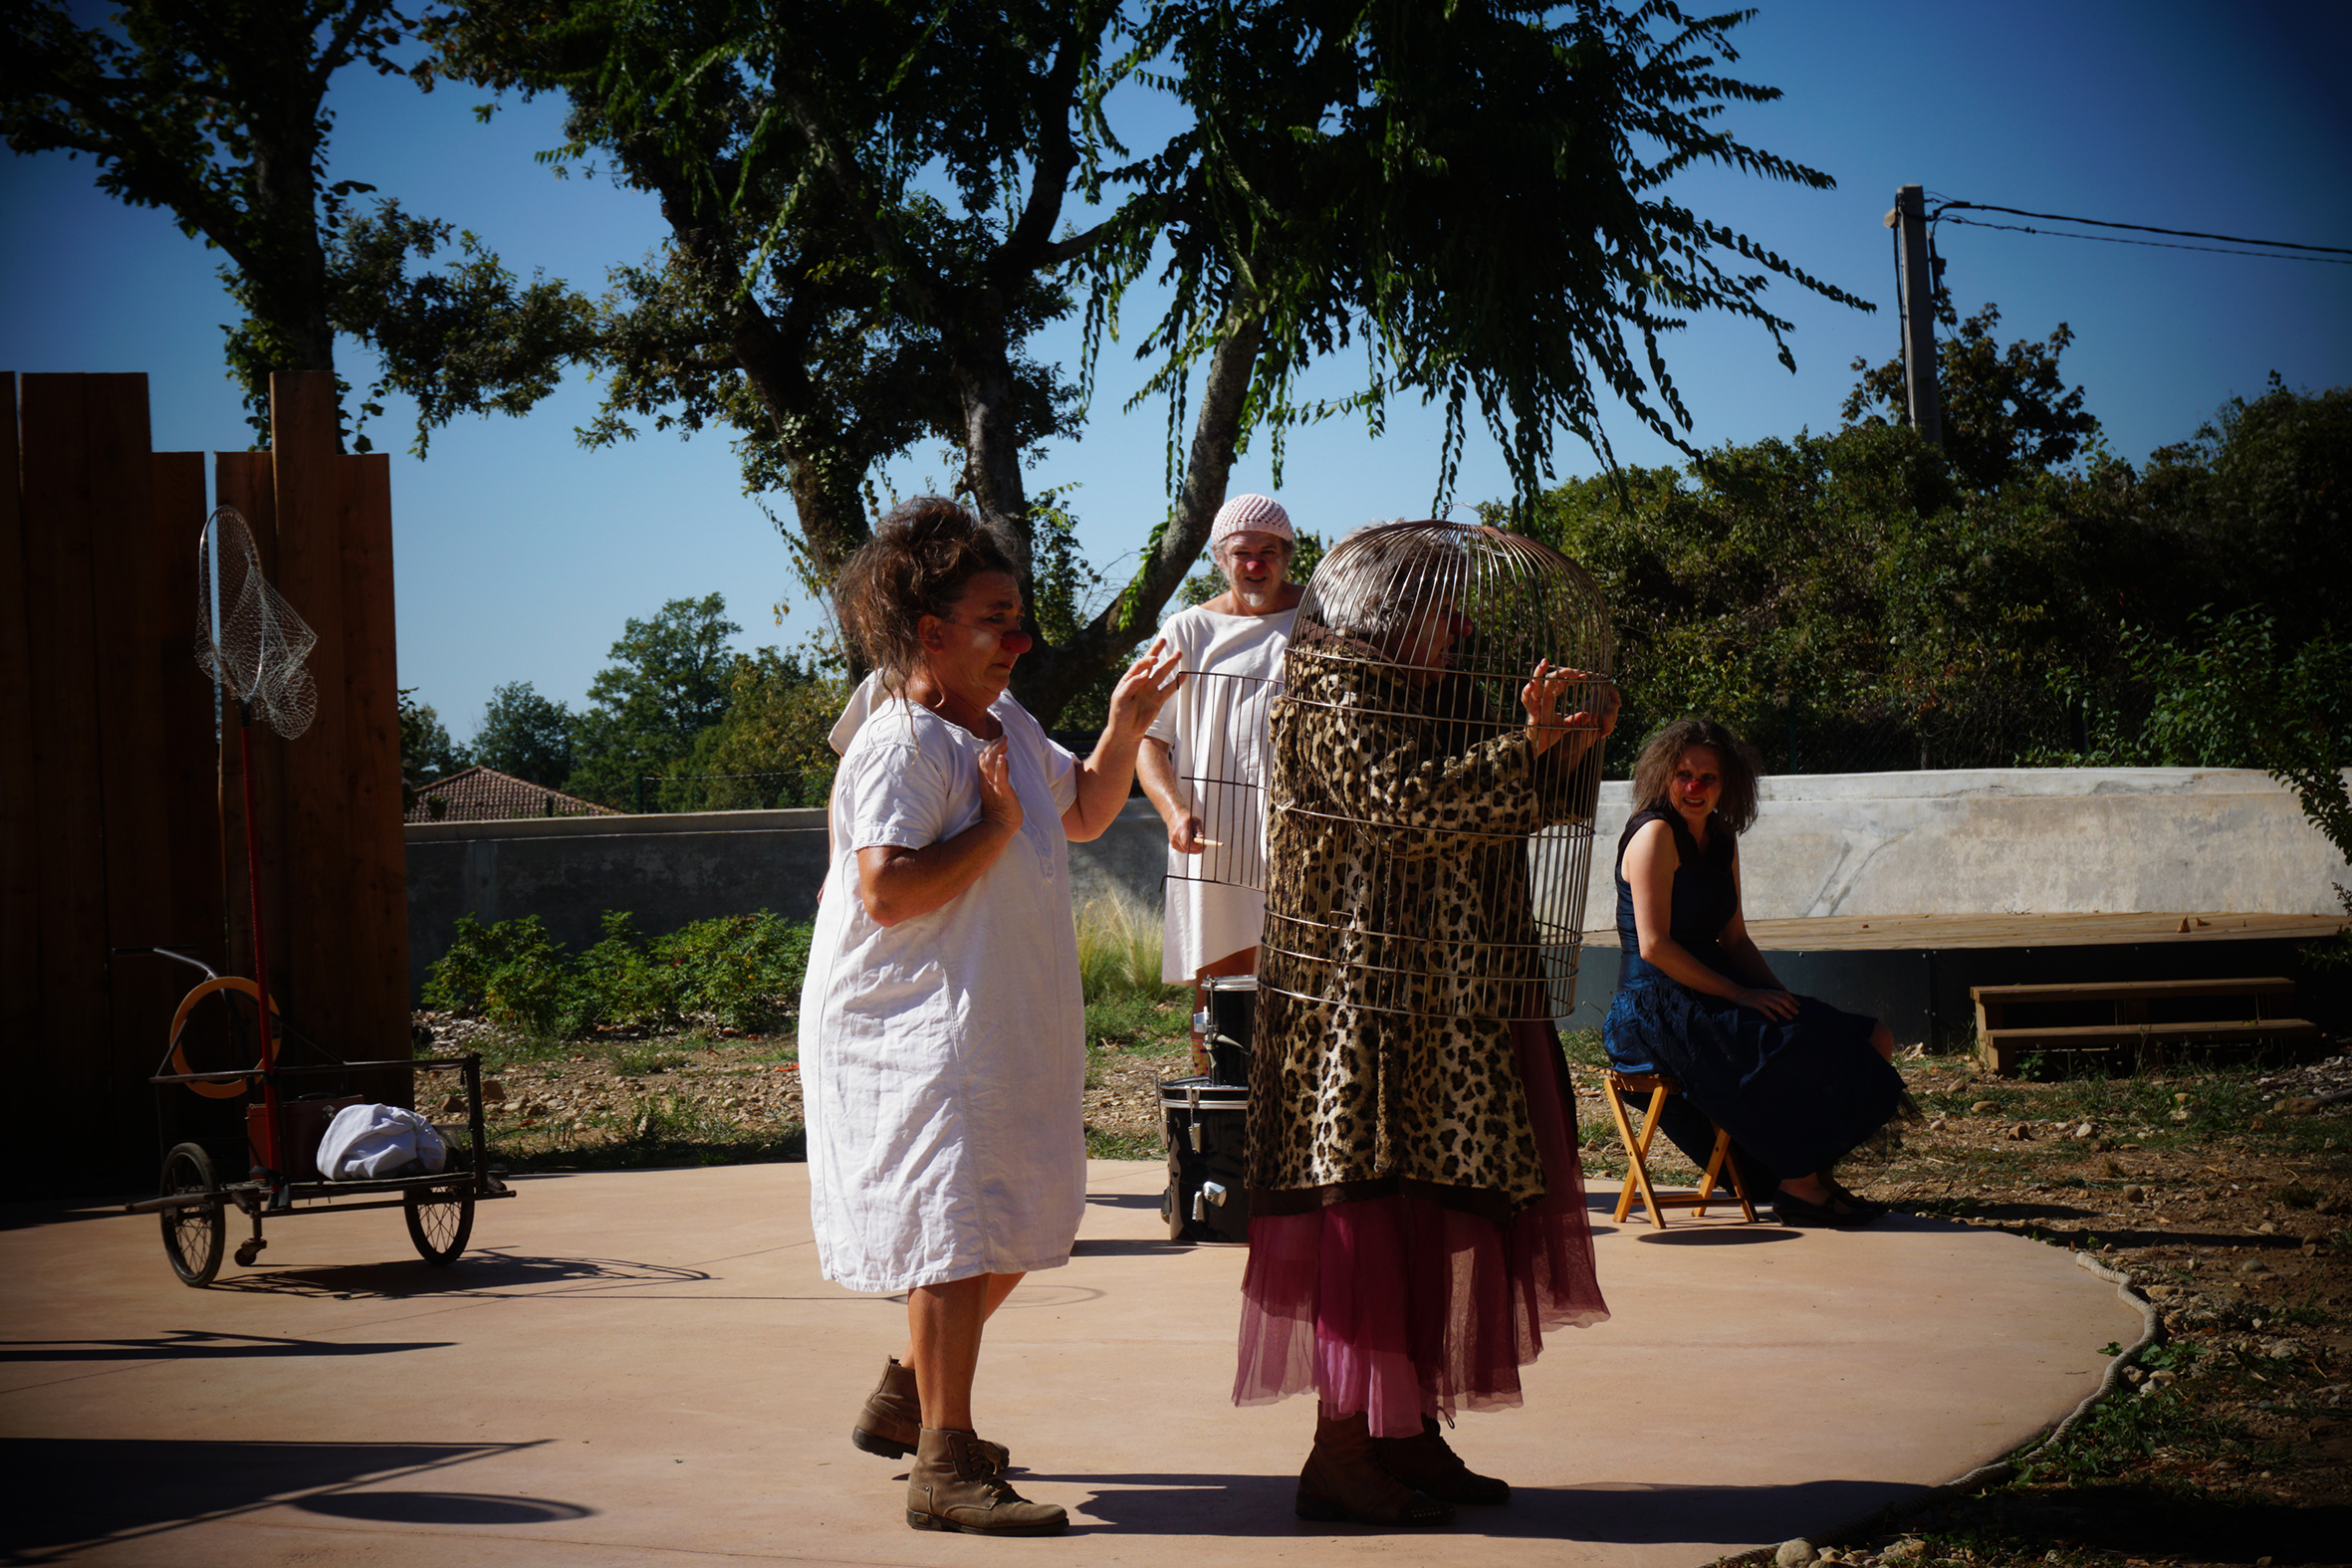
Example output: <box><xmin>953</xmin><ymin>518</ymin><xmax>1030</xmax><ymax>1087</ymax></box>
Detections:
<box><xmin>1210</xmin><ymin>493</ymin><xmax>1294</xmax><ymax>547</ymax></box>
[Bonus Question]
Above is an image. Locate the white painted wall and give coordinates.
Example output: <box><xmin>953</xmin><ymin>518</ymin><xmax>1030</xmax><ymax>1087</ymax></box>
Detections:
<box><xmin>1584</xmin><ymin>768</ymin><xmax>2352</xmax><ymax>928</ymax></box>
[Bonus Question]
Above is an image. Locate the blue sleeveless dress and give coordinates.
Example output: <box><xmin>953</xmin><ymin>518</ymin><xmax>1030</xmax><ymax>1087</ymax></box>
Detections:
<box><xmin>1601</xmin><ymin>808</ymin><xmax>1905</xmax><ymax>1182</ymax></box>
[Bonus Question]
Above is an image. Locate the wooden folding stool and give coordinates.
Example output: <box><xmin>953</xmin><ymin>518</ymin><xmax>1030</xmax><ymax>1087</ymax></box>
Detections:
<box><xmin>1601</xmin><ymin>1070</ymin><xmax>1758</xmax><ymax>1230</ymax></box>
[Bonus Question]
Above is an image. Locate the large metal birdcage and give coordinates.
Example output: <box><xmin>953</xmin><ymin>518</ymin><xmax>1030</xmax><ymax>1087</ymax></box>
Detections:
<box><xmin>1256</xmin><ymin>520</ymin><xmax>1615</xmax><ymax>1025</ymax></box>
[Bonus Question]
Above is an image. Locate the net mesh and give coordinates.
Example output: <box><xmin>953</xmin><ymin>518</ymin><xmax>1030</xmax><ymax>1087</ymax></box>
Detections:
<box><xmin>195</xmin><ymin>505</ymin><xmax>318</xmax><ymax>741</ymax></box>
<box><xmin>1256</xmin><ymin>521</ymin><xmax>1615</xmax><ymax>1025</ymax></box>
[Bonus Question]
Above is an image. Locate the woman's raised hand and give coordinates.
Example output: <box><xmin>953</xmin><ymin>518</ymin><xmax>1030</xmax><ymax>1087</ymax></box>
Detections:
<box><xmin>1522</xmin><ymin>662</ymin><xmax>1619</xmax><ymax>754</ymax></box>
<box><xmin>976</xmin><ymin>737</ymin><xmax>1022</xmax><ymax>834</ymax></box>
<box><xmin>1105</xmin><ymin>637</ymin><xmax>1186</xmax><ymax>739</ymax></box>
<box><xmin>1736</xmin><ymin>986</ymin><xmax>1801</xmax><ymax>1021</ymax></box>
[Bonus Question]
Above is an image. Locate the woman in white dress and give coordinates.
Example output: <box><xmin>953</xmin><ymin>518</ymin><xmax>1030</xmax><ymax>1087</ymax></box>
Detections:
<box><xmin>799</xmin><ymin>498</ymin><xmax>1179</xmax><ymax>1535</ymax></box>
<box><xmin>1137</xmin><ymin>493</ymin><xmax>1303</xmax><ymax>1073</ymax></box>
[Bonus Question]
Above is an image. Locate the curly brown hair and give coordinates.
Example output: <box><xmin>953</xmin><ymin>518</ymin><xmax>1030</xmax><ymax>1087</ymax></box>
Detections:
<box><xmin>1630</xmin><ymin>717</ymin><xmax>1764</xmax><ymax>837</ymax></box>
<box><xmin>832</xmin><ymin>498</ymin><xmax>1018</xmax><ymax>696</ymax></box>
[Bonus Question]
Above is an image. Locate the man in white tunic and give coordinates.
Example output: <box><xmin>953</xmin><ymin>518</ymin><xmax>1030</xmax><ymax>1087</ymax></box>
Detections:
<box><xmin>1138</xmin><ymin>493</ymin><xmax>1304</xmax><ymax>1074</ymax></box>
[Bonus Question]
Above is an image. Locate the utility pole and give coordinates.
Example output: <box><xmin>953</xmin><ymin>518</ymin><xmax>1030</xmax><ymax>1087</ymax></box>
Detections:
<box><xmin>1885</xmin><ymin>184</ymin><xmax>1943</xmax><ymax>446</ymax></box>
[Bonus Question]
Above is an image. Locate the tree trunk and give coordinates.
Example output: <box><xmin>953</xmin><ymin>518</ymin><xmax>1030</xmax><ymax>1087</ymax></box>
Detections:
<box><xmin>1011</xmin><ymin>308</ymin><xmax>1266</xmax><ymax>722</ymax></box>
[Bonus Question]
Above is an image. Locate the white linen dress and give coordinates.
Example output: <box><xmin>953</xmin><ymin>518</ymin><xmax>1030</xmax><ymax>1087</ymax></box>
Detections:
<box><xmin>1145</xmin><ymin>604</ymin><xmax>1296</xmax><ymax>983</ymax></box>
<box><xmin>800</xmin><ymin>694</ymin><xmax>1085</xmax><ymax>1293</ymax></box>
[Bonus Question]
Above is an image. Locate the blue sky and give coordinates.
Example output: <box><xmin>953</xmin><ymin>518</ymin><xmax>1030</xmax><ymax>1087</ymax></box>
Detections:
<box><xmin>3</xmin><ymin>1</ymin><xmax>2346</xmax><ymax>742</ymax></box>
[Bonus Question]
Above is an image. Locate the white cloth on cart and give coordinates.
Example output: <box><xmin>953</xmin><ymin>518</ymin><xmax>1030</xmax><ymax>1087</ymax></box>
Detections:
<box><xmin>799</xmin><ymin>694</ymin><xmax>1086</xmax><ymax>1294</ymax></box>
<box><xmin>319</xmin><ymin>1102</ymin><xmax>448</xmax><ymax>1181</ymax></box>
<box><xmin>1144</xmin><ymin>603</ymin><xmax>1295</xmax><ymax>982</ymax></box>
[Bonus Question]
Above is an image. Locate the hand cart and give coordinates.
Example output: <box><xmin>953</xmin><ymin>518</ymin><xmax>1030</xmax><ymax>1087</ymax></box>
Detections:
<box><xmin>120</xmin><ymin>946</ymin><xmax>516</xmax><ymax>1286</ymax></box>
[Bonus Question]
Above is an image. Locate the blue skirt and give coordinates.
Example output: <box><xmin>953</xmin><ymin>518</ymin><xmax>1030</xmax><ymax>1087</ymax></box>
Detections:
<box><xmin>1602</xmin><ymin>973</ymin><xmax>1904</xmax><ymax>1181</ymax></box>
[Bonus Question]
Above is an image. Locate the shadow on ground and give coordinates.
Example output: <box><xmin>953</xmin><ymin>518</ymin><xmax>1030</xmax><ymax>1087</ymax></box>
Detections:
<box><xmin>1031</xmin><ymin>1471</ymin><xmax>1919</xmax><ymax>1542</ymax></box>
<box><xmin>4</xmin><ymin>1438</ymin><xmax>586</xmax><ymax>1559</ymax></box>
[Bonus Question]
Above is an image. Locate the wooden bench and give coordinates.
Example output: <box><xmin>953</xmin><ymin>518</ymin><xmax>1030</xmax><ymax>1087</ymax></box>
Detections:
<box><xmin>1973</xmin><ymin>977</ymin><xmax>2318</xmax><ymax>1074</ymax></box>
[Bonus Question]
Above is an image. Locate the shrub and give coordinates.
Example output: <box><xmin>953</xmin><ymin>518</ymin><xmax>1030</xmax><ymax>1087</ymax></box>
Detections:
<box><xmin>421</xmin><ymin>914</ymin><xmax>575</xmax><ymax>1036</ymax></box>
<box><xmin>423</xmin><ymin>909</ymin><xmax>814</xmax><ymax>1039</ymax></box>
<box><xmin>666</xmin><ymin>911</ymin><xmax>813</xmax><ymax>1032</ymax></box>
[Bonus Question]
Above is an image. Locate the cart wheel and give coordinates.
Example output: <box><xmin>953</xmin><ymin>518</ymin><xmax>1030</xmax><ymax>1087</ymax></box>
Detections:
<box><xmin>403</xmin><ymin>1184</ymin><xmax>475</xmax><ymax>1264</ymax></box>
<box><xmin>159</xmin><ymin>1143</ymin><xmax>224</xmax><ymax>1287</ymax></box>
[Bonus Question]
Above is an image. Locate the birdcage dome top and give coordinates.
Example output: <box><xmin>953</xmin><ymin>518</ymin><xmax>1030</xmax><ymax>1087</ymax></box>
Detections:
<box><xmin>1291</xmin><ymin>520</ymin><xmax>1613</xmax><ymax>687</ymax></box>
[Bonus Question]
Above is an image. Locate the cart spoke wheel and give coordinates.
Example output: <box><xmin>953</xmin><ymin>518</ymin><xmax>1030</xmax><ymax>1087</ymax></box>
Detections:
<box><xmin>403</xmin><ymin>1184</ymin><xmax>475</xmax><ymax>1265</ymax></box>
<box><xmin>159</xmin><ymin>1143</ymin><xmax>224</xmax><ymax>1287</ymax></box>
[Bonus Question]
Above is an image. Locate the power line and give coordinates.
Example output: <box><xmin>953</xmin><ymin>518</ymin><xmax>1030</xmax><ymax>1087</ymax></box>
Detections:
<box><xmin>1933</xmin><ymin>200</ymin><xmax>2352</xmax><ymax>257</ymax></box>
<box><xmin>1938</xmin><ymin>213</ymin><xmax>2352</xmax><ymax>266</ymax></box>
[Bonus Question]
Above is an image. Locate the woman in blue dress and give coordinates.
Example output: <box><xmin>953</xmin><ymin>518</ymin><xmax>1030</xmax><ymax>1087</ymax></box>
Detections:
<box><xmin>1602</xmin><ymin>719</ymin><xmax>1906</xmax><ymax>1227</ymax></box>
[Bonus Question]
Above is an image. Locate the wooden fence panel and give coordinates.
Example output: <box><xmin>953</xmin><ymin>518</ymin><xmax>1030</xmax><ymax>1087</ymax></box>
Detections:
<box><xmin>87</xmin><ymin>374</ymin><xmax>184</xmax><ymax>1180</ymax></box>
<box><xmin>214</xmin><ymin>450</ymin><xmax>286</xmax><ymax>1021</ymax></box>
<box><xmin>4</xmin><ymin>370</ymin><xmax>411</xmax><ymax>1190</ymax></box>
<box><xmin>336</xmin><ymin>451</ymin><xmax>410</xmax><ymax>1066</ymax></box>
<box><xmin>18</xmin><ymin>375</ymin><xmax>118</xmax><ymax>1185</ymax></box>
<box><xmin>267</xmin><ymin>372</ymin><xmax>352</xmax><ymax>1060</ymax></box>
<box><xmin>151</xmin><ymin>450</ymin><xmax>222</xmax><ymax>979</ymax></box>
<box><xmin>0</xmin><ymin>375</ymin><xmax>35</xmax><ymax>1127</ymax></box>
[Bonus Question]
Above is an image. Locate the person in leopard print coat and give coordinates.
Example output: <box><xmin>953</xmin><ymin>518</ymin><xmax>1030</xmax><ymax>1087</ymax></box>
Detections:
<box><xmin>1234</xmin><ymin>523</ymin><xmax>1617</xmax><ymax>1528</ymax></box>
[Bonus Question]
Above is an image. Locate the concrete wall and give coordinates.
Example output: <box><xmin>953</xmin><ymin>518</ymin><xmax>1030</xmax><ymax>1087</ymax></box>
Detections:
<box><xmin>1583</xmin><ymin>767</ymin><xmax>2351</xmax><ymax>931</ymax></box>
<box><xmin>407</xmin><ymin>769</ymin><xmax>2349</xmax><ymax>1003</ymax></box>
<box><xmin>405</xmin><ymin>798</ymin><xmax>1174</xmax><ymax>1001</ymax></box>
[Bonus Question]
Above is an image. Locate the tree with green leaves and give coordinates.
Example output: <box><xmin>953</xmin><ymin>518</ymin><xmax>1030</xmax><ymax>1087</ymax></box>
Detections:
<box><xmin>0</xmin><ymin>0</ymin><xmax>591</xmax><ymax>444</ymax></box>
<box><xmin>397</xmin><ymin>685</ymin><xmax>472</xmax><ymax>795</ymax></box>
<box><xmin>1843</xmin><ymin>302</ymin><xmax>2102</xmax><ymax>491</ymax></box>
<box><xmin>566</xmin><ymin>593</ymin><xmax>743</xmax><ymax>805</ymax></box>
<box><xmin>424</xmin><ymin>0</ymin><xmax>1868</xmax><ymax>722</ymax></box>
<box><xmin>471</xmin><ymin>679</ymin><xmax>577</xmax><ymax>787</ymax></box>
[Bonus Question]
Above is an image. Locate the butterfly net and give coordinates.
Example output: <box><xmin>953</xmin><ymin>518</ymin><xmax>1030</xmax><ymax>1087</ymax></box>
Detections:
<box><xmin>195</xmin><ymin>506</ymin><xmax>317</xmax><ymax>741</ymax></box>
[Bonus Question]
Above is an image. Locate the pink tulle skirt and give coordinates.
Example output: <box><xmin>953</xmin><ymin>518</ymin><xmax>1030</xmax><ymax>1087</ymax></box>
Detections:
<box><xmin>1231</xmin><ymin>1018</ymin><xmax>1610</xmax><ymax>1437</ymax></box>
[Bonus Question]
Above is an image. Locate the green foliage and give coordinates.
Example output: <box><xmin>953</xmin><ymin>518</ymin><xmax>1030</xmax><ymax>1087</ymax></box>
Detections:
<box><xmin>657</xmin><ymin>648</ymin><xmax>844</xmax><ymax>811</ymax></box>
<box><xmin>472</xmin><ymin>680</ymin><xmax>577</xmax><ymax>788</ymax></box>
<box><xmin>1844</xmin><ymin>303</ymin><xmax>2101</xmax><ymax>490</ymax></box>
<box><xmin>426</xmin><ymin>0</ymin><xmax>1867</xmax><ymax>725</ymax></box>
<box><xmin>328</xmin><ymin>199</ymin><xmax>600</xmax><ymax>456</ymax></box>
<box><xmin>422</xmin><ymin>910</ymin><xmax>815</xmax><ymax>1040</ymax></box>
<box><xmin>397</xmin><ymin>686</ymin><xmax>472</xmax><ymax>804</ymax></box>
<box><xmin>421</xmin><ymin>914</ymin><xmax>576</xmax><ymax>1037</ymax></box>
<box><xmin>566</xmin><ymin>593</ymin><xmax>743</xmax><ymax>807</ymax></box>
<box><xmin>1073</xmin><ymin>896</ymin><xmax>1170</xmax><ymax>1006</ymax></box>
<box><xmin>664</xmin><ymin>912</ymin><xmax>815</xmax><ymax>1033</ymax></box>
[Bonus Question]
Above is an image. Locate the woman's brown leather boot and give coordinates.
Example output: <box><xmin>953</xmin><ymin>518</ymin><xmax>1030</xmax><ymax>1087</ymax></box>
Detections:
<box><xmin>1373</xmin><ymin>1414</ymin><xmax>1511</xmax><ymax>1504</ymax></box>
<box><xmin>1294</xmin><ymin>1405</ymin><xmax>1454</xmax><ymax>1525</ymax></box>
<box><xmin>851</xmin><ymin>1358</ymin><xmax>1008</xmax><ymax>1467</ymax></box>
<box><xmin>905</xmin><ymin>1428</ymin><xmax>1066</xmax><ymax>1535</ymax></box>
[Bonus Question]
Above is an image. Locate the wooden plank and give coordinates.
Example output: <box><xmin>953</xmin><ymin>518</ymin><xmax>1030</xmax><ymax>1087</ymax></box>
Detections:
<box><xmin>214</xmin><ymin>451</ymin><xmax>284</xmax><ymax>1008</ymax></box>
<box><xmin>1978</xmin><ymin>1016</ymin><xmax>2320</xmax><ymax>1075</ymax></box>
<box><xmin>151</xmin><ymin>450</ymin><xmax>222</xmax><ymax>983</ymax></box>
<box><xmin>17</xmin><ymin>374</ymin><xmax>114</xmax><ymax>1186</ymax></box>
<box><xmin>1969</xmin><ymin>978</ymin><xmax>2297</xmax><ymax>1006</ymax></box>
<box><xmin>266</xmin><ymin>371</ymin><xmax>346</xmax><ymax>1051</ymax></box>
<box><xmin>86</xmin><ymin>373</ymin><xmax>180</xmax><ymax>1182</ymax></box>
<box><xmin>1586</xmin><ymin>911</ymin><xmax>2352</xmax><ymax>952</ymax></box>
<box><xmin>1966</xmin><ymin>983</ymin><xmax>2295</xmax><ymax>1006</ymax></box>
<box><xmin>0</xmin><ymin>373</ymin><xmax>37</xmax><ymax>1178</ymax></box>
<box><xmin>335</xmin><ymin>450</ymin><xmax>411</xmax><ymax>1071</ymax></box>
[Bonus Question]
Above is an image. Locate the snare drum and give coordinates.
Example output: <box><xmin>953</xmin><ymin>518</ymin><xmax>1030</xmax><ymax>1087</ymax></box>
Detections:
<box><xmin>1159</xmin><ymin>1074</ymin><xmax>1250</xmax><ymax>1243</ymax></box>
<box><xmin>1204</xmin><ymin>974</ymin><xmax>1257</xmax><ymax>1087</ymax></box>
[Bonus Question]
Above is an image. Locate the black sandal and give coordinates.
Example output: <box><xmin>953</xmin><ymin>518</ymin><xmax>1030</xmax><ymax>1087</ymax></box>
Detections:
<box><xmin>1772</xmin><ymin>1189</ymin><xmax>1879</xmax><ymax>1229</ymax></box>
<box><xmin>1827</xmin><ymin>1179</ymin><xmax>1887</xmax><ymax>1217</ymax></box>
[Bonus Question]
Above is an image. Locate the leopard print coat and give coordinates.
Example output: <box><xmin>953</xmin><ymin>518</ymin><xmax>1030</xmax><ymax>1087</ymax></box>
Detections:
<box><xmin>1248</xmin><ymin>646</ymin><xmax>1580</xmax><ymax>1214</ymax></box>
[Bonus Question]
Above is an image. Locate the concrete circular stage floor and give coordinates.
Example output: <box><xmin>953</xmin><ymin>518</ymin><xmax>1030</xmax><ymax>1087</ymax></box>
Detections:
<box><xmin>3</xmin><ymin>1160</ymin><xmax>2142</xmax><ymax>1566</ymax></box>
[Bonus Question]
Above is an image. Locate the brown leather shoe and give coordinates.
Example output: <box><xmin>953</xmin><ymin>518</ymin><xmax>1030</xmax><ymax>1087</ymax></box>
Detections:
<box><xmin>851</xmin><ymin>1358</ymin><xmax>1008</xmax><ymax>1467</ymax></box>
<box><xmin>1374</xmin><ymin>1415</ymin><xmax>1510</xmax><ymax>1505</ymax></box>
<box><xmin>905</xmin><ymin>1428</ymin><xmax>1066</xmax><ymax>1535</ymax></box>
<box><xmin>1294</xmin><ymin>1406</ymin><xmax>1454</xmax><ymax>1526</ymax></box>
